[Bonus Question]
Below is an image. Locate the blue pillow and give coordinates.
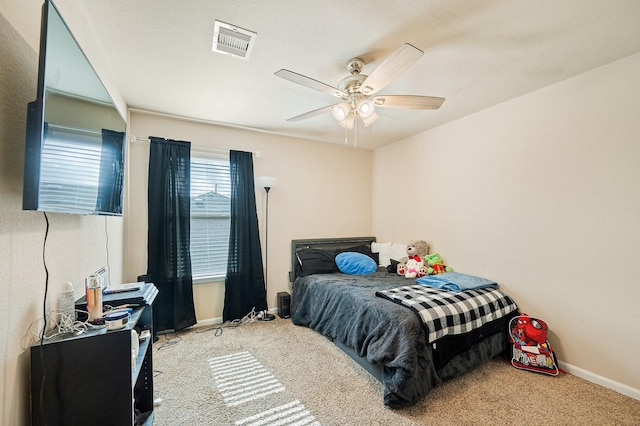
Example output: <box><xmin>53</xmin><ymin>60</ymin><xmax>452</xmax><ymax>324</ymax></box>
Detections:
<box><xmin>335</xmin><ymin>252</ymin><xmax>377</xmax><ymax>275</ymax></box>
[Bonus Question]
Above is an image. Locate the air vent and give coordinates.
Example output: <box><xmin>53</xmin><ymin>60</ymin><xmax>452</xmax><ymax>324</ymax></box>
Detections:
<box><xmin>212</xmin><ymin>20</ymin><xmax>257</xmax><ymax>60</ymax></box>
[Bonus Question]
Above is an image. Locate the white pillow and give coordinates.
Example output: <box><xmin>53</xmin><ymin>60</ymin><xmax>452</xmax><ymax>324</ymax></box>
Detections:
<box><xmin>390</xmin><ymin>243</ymin><xmax>408</xmax><ymax>263</ymax></box>
<box><xmin>371</xmin><ymin>242</ymin><xmax>391</xmax><ymax>266</ymax></box>
<box><xmin>371</xmin><ymin>242</ymin><xmax>407</xmax><ymax>267</ymax></box>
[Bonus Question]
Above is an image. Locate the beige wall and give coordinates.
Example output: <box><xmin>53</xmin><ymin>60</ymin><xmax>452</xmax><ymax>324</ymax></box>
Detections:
<box><xmin>3</xmin><ymin>3</ymin><xmax>638</xmax><ymax>423</ymax></box>
<box><xmin>126</xmin><ymin>111</ymin><xmax>372</xmax><ymax>321</ymax></box>
<box><xmin>373</xmin><ymin>52</ymin><xmax>640</xmax><ymax>395</ymax></box>
<box><xmin>0</xmin><ymin>11</ymin><xmax>125</xmax><ymax>425</ymax></box>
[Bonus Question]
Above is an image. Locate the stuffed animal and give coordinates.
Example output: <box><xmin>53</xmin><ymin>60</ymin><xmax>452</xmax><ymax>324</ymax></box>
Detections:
<box><xmin>396</xmin><ymin>240</ymin><xmax>430</xmax><ymax>278</ymax></box>
<box><xmin>425</xmin><ymin>252</ymin><xmax>453</xmax><ymax>275</ymax></box>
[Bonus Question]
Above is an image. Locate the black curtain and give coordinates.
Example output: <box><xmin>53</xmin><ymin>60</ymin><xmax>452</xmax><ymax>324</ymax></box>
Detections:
<box><xmin>146</xmin><ymin>137</ymin><xmax>196</xmax><ymax>332</ymax></box>
<box><xmin>96</xmin><ymin>129</ymin><xmax>125</xmax><ymax>214</ymax></box>
<box><xmin>223</xmin><ymin>150</ymin><xmax>267</xmax><ymax>322</ymax></box>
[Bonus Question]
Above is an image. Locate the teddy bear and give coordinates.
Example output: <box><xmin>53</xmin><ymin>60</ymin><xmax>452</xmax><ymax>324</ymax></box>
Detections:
<box><xmin>396</xmin><ymin>240</ymin><xmax>430</xmax><ymax>278</ymax></box>
<box><xmin>425</xmin><ymin>252</ymin><xmax>453</xmax><ymax>275</ymax></box>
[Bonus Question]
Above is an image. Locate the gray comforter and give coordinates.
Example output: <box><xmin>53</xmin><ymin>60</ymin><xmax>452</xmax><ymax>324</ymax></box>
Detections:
<box><xmin>291</xmin><ymin>271</ymin><xmax>510</xmax><ymax>408</ymax></box>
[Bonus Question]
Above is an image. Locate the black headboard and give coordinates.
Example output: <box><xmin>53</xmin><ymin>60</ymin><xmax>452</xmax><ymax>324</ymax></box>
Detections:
<box><xmin>289</xmin><ymin>236</ymin><xmax>376</xmax><ymax>282</ymax></box>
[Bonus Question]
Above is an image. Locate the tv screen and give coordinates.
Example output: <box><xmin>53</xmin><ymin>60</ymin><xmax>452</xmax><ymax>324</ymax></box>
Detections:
<box><xmin>23</xmin><ymin>0</ymin><xmax>127</xmax><ymax>216</ymax></box>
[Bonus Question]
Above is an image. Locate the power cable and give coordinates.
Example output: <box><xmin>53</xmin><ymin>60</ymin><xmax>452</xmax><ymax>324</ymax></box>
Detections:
<box><xmin>38</xmin><ymin>211</ymin><xmax>50</xmax><ymax>422</ymax></box>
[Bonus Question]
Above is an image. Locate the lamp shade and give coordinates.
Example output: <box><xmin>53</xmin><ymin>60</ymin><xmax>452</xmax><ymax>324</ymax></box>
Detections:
<box><xmin>257</xmin><ymin>176</ymin><xmax>278</xmax><ymax>189</ymax></box>
<box><xmin>338</xmin><ymin>113</ymin><xmax>355</xmax><ymax>129</ymax></box>
<box><xmin>356</xmin><ymin>99</ymin><xmax>375</xmax><ymax>119</ymax></box>
<box><xmin>360</xmin><ymin>111</ymin><xmax>379</xmax><ymax>127</ymax></box>
<box><xmin>331</xmin><ymin>102</ymin><xmax>350</xmax><ymax>121</ymax></box>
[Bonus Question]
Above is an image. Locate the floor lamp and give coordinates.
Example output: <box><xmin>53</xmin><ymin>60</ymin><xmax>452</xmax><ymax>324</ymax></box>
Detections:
<box><xmin>258</xmin><ymin>176</ymin><xmax>277</xmax><ymax>321</ymax></box>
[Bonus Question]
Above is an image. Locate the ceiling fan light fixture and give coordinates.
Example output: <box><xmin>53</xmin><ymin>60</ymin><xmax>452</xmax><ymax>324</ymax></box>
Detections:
<box><xmin>332</xmin><ymin>102</ymin><xmax>350</xmax><ymax>121</ymax></box>
<box><xmin>357</xmin><ymin>99</ymin><xmax>375</xmax><ymax>118</ymax></box>
<box><xmin>361</xmin><ymin>111</ymin><xmax>378</xmax><ymax>127</ymax></box>
<box><xmin>338</xmin><ymin>113</ymin><xmax>355</xmax><ymax>129</ymax></box>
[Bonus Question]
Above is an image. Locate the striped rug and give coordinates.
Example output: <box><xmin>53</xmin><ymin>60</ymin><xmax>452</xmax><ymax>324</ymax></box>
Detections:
<box><xmin>209</xmin><ymin>351</ymin><xmax>320</xmax><ymax>425</ymax></box>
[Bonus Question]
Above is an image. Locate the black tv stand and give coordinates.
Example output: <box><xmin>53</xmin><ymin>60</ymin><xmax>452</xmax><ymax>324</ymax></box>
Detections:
<box><xmin>30</xmin><ymin>284</ymin><xmax>157</xmax><ymax>425</ymax></box>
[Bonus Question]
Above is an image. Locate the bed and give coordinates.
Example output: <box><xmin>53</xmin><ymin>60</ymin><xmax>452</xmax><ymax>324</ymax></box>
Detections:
<box><xmin>289</xmin><ymin>237</ymin><xmax>519</xmax><ymax>408</ymax></box>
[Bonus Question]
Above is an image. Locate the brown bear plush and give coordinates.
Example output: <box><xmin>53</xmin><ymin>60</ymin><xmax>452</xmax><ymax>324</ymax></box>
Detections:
<box><xmin>396</xmin><ymin>240</ymin><xmax>430</xmax><ymax>278</ymax></box>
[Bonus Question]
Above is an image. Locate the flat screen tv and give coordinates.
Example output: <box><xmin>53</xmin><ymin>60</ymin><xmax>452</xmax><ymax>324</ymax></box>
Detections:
<box><xmin>23</xmin><ymin>0</ymin><xmax>127</xmax><ymax>216</ymax></box>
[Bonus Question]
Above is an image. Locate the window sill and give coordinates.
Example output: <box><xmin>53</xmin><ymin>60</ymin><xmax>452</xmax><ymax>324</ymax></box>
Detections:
<box><xmin>193</xmin><ymin>275</ymin><xmax>225</xmax><ymax>285</ymax></box>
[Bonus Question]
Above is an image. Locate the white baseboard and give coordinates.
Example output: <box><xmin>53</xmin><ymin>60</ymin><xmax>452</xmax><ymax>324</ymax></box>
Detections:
<box><xmin>195</xmin><ymin>317</ymin><xmax>223</xmax><ymax>327</ymax></box>
<box><xmin>558</xmin><ymin>361</ymin><xmax>640</xmax><ymax>401</ymax></box>
<box><xmin>195</xmin><ymin>307</ymin><xmax>277</xmax><ymax>328</ymax></box>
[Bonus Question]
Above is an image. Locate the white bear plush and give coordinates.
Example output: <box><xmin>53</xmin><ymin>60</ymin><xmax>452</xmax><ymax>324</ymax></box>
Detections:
<box><xmin>403</xmin><ymin>257</ymin><xmax>424</xmax><ymax>278</ymax></box>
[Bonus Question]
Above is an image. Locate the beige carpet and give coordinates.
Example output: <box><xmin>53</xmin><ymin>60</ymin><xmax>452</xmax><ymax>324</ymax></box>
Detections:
<box><xmin>152</xmin><ymin>317</ymin><xmax>640</xmax><ymax>425</ymax></box>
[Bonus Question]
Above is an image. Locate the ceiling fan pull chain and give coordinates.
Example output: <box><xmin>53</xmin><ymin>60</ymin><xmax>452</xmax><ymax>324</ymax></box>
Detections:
<box><xmin>344</xmin><ymin>124</ymin><xmax>348</xmax><ymax>145</ymax></box>
<box><xmin>354</xmin><ymin>119</ymin><xmax>358</xmax><ymax>148</ymax></box>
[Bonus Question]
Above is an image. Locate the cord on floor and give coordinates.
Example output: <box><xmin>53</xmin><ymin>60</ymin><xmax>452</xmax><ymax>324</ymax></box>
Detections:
<box><xmin>193</xmin><ymin>307</ymin><xmax>261</xmax><ymax>336</ymax></box>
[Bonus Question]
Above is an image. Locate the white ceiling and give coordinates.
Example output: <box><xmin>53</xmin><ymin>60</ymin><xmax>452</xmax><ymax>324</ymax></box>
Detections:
<box><xmin>52</xmin><ymin>0</ymin><xmax>640</xmax><ymax>149</ymax></box>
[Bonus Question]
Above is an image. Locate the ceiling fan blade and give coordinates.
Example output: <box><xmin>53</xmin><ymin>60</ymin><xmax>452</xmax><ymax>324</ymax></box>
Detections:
<box><xmin>360</xmin><ymin>43</ymin><xmax>424</xmax><ymax>96</ymax></box>
<box><xmin>286</xmin><ymin>104</ymin><xmax>336</xmax><ymax>122</ymax></box>
<box><xmin>372</xmin><ymin>95</ymin><xmax>445</xmax><ymax>110</ymax></box>
<box><xmin>275</xmin><ymin>69</ymin><xmax>346</xmax><ymax>98</ymax></box>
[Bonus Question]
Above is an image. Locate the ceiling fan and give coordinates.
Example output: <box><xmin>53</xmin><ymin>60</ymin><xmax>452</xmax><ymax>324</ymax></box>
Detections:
<box><xmin>275</xmin><ymin>43</ymin><xmax>445</xmax><ymax>129</ymax></box>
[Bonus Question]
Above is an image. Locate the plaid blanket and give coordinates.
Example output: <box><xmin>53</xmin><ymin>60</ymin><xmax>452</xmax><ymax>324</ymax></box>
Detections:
<box><xmin>376</xmin><ymin>285</ymin><xmax>518</xmax><ymax>343</ymax></box>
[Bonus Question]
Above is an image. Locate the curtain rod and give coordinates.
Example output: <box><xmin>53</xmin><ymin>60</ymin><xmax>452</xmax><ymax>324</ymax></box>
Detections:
<box><xmin>130</xmin><ymin>135</ymin><xmax>260</xmax><ymax>157</ymax></box>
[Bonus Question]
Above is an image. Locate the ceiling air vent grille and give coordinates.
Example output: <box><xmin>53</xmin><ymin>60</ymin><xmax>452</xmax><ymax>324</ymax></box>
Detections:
<box><xmin>212</xmin><ymin>20</ymin><xmax>256</xmax><ymax>60</ymax></box>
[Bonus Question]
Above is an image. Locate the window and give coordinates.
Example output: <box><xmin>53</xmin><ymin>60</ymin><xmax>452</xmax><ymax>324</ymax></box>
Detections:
<box><xmin>190</xmin><ymin>155</ymin><xmax>231</xmax><ymax>282</ymax></box>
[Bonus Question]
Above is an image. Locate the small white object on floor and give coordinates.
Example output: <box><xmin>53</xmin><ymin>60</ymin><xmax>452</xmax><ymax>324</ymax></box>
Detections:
<box><xmin>154</xmin><ymin>397</ymin><xmax>162</xmax><ymax>406</ymax></box>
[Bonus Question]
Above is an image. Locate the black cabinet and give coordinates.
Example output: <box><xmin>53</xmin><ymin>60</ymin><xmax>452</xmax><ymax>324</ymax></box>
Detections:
<box><xmin>30</xmin><ymin>285</ymin><xmax>157</xmax><ymax>426</ymax></box>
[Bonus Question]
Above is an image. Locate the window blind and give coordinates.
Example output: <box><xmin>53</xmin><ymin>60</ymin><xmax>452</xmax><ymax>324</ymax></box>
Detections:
<box><xmin>190</xmin><ymin>156</ymin><xmax>231</xmax><ymax>281</ymax></box>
